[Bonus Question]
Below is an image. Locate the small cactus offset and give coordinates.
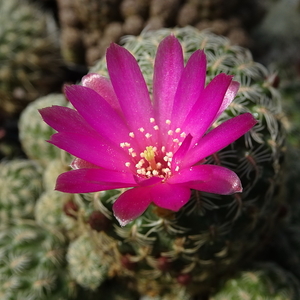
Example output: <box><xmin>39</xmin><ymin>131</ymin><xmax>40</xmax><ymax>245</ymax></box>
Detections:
<box><xmin>67</xmin><ymin>233</ymin><xmax>108</xmax><ymax>291</ymax></box>
<box><xmin>0</xmin><ymin>159</ymin><xmax>43</xmax><ymax>226</ymax></box>
<box><xmin>38</xmin><ymin>26</ymin><xmax>287</xmax><ymax>298</ymax></box>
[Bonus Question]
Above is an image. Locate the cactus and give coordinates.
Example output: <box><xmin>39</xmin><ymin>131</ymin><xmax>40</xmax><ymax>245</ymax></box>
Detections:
<box><xmin>56</xmin><ymin>0</ymin><xmax>264</xmax><ymax>65</ymax></box>
<box><xmin>34</xmin><ymin>189</ymin><xmax>96</xmax><ymax>240</ymax></box>
<box><xmin>19</xmin><ymin>93</ymin><xmax>68</xmax><ymax>166</ymax></box>
<box><xmin>0</xmin><ymin>222</ymin><xmax>76</xmax><ymax>300</ymax></box>
<box><xmin>75</xmin><ymin>27</ymin><xmax>286</xmax><ymax>297</ymax></box>
<box><xmin>34</xmin><ymin>190</ymin><xmax>76</xmax><ymax>233</ymax></box>
<box><xmin>67</xmin><ymin>233</ymin><xmax>108</xmax><ymax>291</ymax></box>
<box><xmin>209</xmin><ymin>263</ymin><xmax>300</xmax><ymax>300</ymax></box>
<box><xmin>0</xmin><ymin>159</ymin><xmax>43</xmax><ymax>225</ymax></box>
<box><xmin>42</xmin><ymin>159</ymin><xmax>70</xmax><ymax>191</ymax></box>
<box><xmin>0</xmin><ymin>0</ymin><xmax>65</xmax><ymax>117</ymax></box>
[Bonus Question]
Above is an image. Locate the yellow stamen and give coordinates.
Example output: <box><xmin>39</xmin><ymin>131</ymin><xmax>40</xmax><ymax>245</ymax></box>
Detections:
<box><xmin>143</xmin><ymin>146</ymin><xmax>157</xmax><ymax>170</ymax></box>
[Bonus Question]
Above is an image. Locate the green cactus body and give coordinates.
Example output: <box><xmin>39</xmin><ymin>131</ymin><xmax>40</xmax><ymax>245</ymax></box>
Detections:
<box><xmin>19</xmin><ymin>93</ymin><xmax>68</xmax><ymax>166</ymax></box>
<box><xmin>34</xmin><ymin>190</ymin><xmax>76</xmax><ymax>233</ymax></box>
<box><xmin>0</xmin><ymin>222</ymin><xmax>76</xmax><ymax>300</ymax></box>
<box><xmin>35</xmin><ymin>189</ymin><xmax>97</xmax><ymax>240</ymax></box>
<box><xmin>0</xmin><ymin>159</ymin><xmax>43</xmax><ymax>226</ymax></box>
<box><xmin>0</xmin><ymin>0</ymin><xmax>65</xmax><ymax>116</ymax></box>
<box><xmin>42</xmin><ymin>159</ymin><xmax>71</xmax><ymax>191</ymax></box>
<box><xmin>80</xmin><ymin>27</ymin><xmax>287</xmax><ymax>297</ymax></box>
<box><xmin>209</xmin><ymin>263</ymin><xmax>300</xmax><ymax>300</ymax></box>
<box><xmin>67</xmin><ymin>233</ymin><xmax>108</xmax><ymax>291</ymax></box>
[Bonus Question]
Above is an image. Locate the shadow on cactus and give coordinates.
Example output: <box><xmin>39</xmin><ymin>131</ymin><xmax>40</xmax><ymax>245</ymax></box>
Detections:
<box><xmin>39</xmin><ymin>27</ymin><xmax>286</xmax><ymax>298</ymax></box>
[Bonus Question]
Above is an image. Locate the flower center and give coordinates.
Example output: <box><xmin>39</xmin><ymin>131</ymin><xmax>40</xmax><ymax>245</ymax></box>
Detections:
<box><xmin>135</xmin><ymin>145</ymin><xmax>173</xmax><ymax>178</ymax></box>
<box><xmin>121</xmin><ymin>118</ymin><xmax>186</xmax><ymax>179</ymax></box>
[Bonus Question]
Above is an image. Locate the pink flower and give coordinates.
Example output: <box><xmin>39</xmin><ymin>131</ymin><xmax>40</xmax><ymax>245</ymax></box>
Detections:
<box><xmin>40</xmin><ymin>36</ymin><xmax>257</xmax><ymax>226</ymax></box>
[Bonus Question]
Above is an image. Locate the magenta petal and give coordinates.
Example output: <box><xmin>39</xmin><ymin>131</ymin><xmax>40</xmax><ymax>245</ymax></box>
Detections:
<box><xmin>82</xmin><ymin>73</ymin><xmax>123</xmax><ymax>115</ymax></box>
<box><xmin>113</xmin><ymin>187</ymin><xmax>153</xmax><ymax>226</ymax></box>
<box><xmin>215</xmin><ymin>80</ymin><xmax>240</xmax><ymax>120</ymax></box>
<box><xmin>134</xmin><ymin>176</ymin><xmax>163</xmax><ymax>187</ymax></box>
<box><xmin>168</xmin><ymin>165</ymin><xmax>212</xmax><ymax>184</ymax></box>
<box><xmin>153</xmin><ymin>35</ymin><xmax>184</xmax><ymax>129</ymax></box>
<box><xmin>171</xmin><ymin>134</ymin><xmax>193</xmax><ymax>172</ymax></box>
<box><xmin>184</xmin><ymin>165</ymin><xmax>242</xmax><ymax>194</ymax></box>
<box><xmin>49</xmin><ymin>132</ymin><xmax>131</xmax><ymax>172</ymax></box>
<box><xmin>171</xmin><ymin>50</ymin><xmax>207</xmax><ymax>129</ymax></box>
<box><xmin>39</xmin><ymin>106</ymin><xmax>97</xmax><ymax>136</ymax></box>
<box><xmin>183</xmin><ymin>113</ymin><xmax>257</xmax><ymax>167</ymax></box>
<box><xmin>56</xmin><ymin>169</ymin><xmax>136</xmax><ymax>193</ymax></box>
<box><xmin>65</xmin><ymin>85</ymin><xmax>129</xmax><ymax>146</ymax></box>
<box><xmin>106</xmin><ymin>43</ymin><xmax>154</xmax><ymax>131</ymax></box>
<box><xmin>181</xmin><ymin>73</ymin><xmax>233</xmax><ymax>143</ymax></box>
<box><xmin>151</xmin><ymin>183</ymin><xmax>191</xmax><ymax>211</ymax></box>
<box><xmin>70</xmin><ymin>158</ymin><xmax>101</xmax><ymax>169</ymax></box>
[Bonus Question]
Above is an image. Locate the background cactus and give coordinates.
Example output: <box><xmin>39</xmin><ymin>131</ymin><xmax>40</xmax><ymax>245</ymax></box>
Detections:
<box><xmin>0</xmin><ymin>0</ymin><xmax>66</xmax><ymax>117</ymax></box>
<box><xmin>56</xmin><ymin>0</ymin><xmax>265</xmax><ymax>65</ymax></box>
<box><xmin>18</xmin><ymin>93</ymin><xmax>68</xmax><ymax>166</ymax></box>
<box><xmin>209</xmin><ymin>263</ymin><xmax>300</xmax><ymax>300</ymax></box>
<box><xmin>67</xmin><ymin>233</ymin><xmax>109</xmax><ymax>290</ymax></box>
<box><xmin>0</xmin><ymin>222</ymin><xmax>76</xmax><ymax>300</ymax></box>
<box><xmin>0</xmin><ymin>159</ymin><xmax>43</xmax><ymax>226</ymax></box>
<box><xmin>34</xmin><ymin>190</ymin><xmax>76</xmax><ymax>234</ymax></box>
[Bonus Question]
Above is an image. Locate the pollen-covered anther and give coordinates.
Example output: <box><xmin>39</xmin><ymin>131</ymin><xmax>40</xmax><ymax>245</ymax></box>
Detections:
<box><xmin>163</xmin><ymin>156</ymin><xmax>172</xmax><ymax>162</ymax></box>
<box><xmin>137</xmin><ymin>168</ymin><xmax>146</xmax><ymax>175</ymax></box>
<box><xmin>150</xmin><ymin>118</ymin><xmax>155</xmax><ymax>123</ymax></box>
<box><xmin>168</xmin><ymin>130</ymin><xmax>173</xmax><ymax>136</ymax></box>
<box><xmin>120</xmin><ymin>142</ymin><xmax>131</xmax><ymax>148</ymax></box>
<box><xmin>173</xmin><ymin>138</ymin><xmax>180</xmax><ymax>143</ymax></box>
<box><xmin>166</xmin><ymin>152</ymin><xmax>173</xmax><ymax>158</ymax></box>
<box><xmin>163</xmin><ymin>152</ymin><xmax>173</xmax><ymax>163</ymax></box>
<box><xmin>128</xmin><ymin>147</ymin><xmax>136</xmax><ymax>155</ymax></box>
<box><xmin>166</xmin><ymin>119</ymin><xmax>171</xmax><ymax>125</ymax></box>
<box><xmin>180</xmin><ymin>132</ymin><xmax>187</xmax><ymax>138</ymax></box>
<box><xmin>145</xmin><ymin>133</ymin><xmax>152</xmax><ymax>139</ymax></box>
<box><xmin>139</xmin><ymin>127</ymin><xmax>145</xmax><ymax>132</ymax></box>
<box><xmin>162</xmin><ymin>168</ymin><xmax>171</xmax><ymax>175</ymax></box>
<box><xmin>152</xmin><ymin>170</ymin><xmax>159</xmax><ymax>176</ymax></box>
<box><xmin>135</xmin><ymin>159</ymin><xmax>145</xmax><ymax>168</ymax></box>
<box><xmin>175</xmin><ymin>128</ymin><xmax>181</xmax><ymax>133</ymax></box>
<box><xmin>153</xmin><ymin>125</ymin><xmax>159</xmax><ymax>130</ymax></box>
<box><xmin>125</xmin><ymin>162</ymin><xmax>131</xmax><ymax>167</ymax></box>
<box><xmin>175</xmin><ymin>166</ymin><xmax>180</xmax><ymax>172</ymax></box>
<box><xmin>129</xmin><ymin>132</ymin><xmax>135</xmax><ymax>138</ymax></box>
